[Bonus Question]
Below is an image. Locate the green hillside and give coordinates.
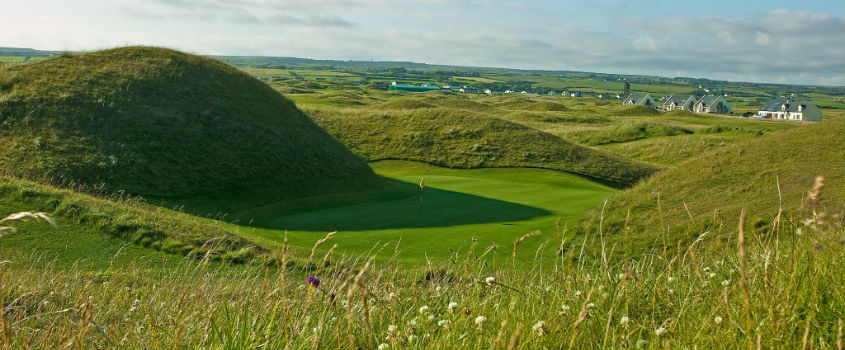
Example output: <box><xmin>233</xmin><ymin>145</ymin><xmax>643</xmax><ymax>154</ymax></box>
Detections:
<box><xmin>0</xmin><ymin>175</ymin><xmax>264</xmax><ymax>264</ymax></box>
<box><xmin>305</xmin><ymin>106</ymin><xmax>659</xmax><ymax>186</ymax></box>
<box><xmin>0</xmin><ymin>47</ymin><xmax>378</xmax><ymax>202</ymax></box>
<box><xmin>576</xmin><ymin>117</ymin><xmax>845</xmax><ymax>253</ymax></box>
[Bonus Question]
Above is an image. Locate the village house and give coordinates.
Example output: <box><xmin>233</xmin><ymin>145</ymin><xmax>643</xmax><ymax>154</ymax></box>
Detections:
<box><xmin>693</xmin><ymin>95</ymin><xmax>731</xmax><ymax>114</ymax></box>
<box><xmin>622</xmin><ymin>93</ymin><xmax>655</xmax><ymax>108</ymax></box>
<box><xmin>757</xmin><ymin>97</ymin><xmax>822</xmax><ymax>122</ymax></box>
<box><xmin>662</xmin><ymin>95</ymin><xmax>696</xmax><ymax>111</ymax></box>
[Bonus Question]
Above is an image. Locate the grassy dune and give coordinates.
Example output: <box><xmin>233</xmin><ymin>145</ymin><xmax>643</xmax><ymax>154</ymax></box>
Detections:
<box><xmin>0</xmin><ymin>47</ymin><xmax>379</xmax><ymax>203</ymax></box>
<box><xmin>307</xmin><ymin>106</ymin><xmax>659</xmax><ymax>187</ymax></box>
<box><xmin>576</xmin><ymin>117</ymin><xmax>845</xmax><ymax>253</ymax></box>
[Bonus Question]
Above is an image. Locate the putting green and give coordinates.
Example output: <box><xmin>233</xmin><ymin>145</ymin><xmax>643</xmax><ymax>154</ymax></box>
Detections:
<box><xmin>234</xmin><ymin>160</ymin><xmax>616</xmax><ymax>263</ymax></box>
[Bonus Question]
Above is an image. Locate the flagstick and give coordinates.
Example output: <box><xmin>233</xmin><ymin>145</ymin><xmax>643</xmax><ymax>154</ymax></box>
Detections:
<box><xmin>418</xmin><ymin>176</ymin><xmax>425</xmax><ymax>215</ymax></box>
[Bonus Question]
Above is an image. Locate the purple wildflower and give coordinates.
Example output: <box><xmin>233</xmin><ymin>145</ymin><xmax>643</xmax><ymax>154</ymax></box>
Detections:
<box><xmin>306</xmin><ymin>276</ymin><xmax>320</xmax><ymax>287</ymax></box>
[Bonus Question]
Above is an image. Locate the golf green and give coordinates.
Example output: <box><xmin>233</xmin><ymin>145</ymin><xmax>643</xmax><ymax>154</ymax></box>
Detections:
<box><xmin>234</xmin><ymin>160</ymin><xmax>617</xmax><ymax>263</ymax></box>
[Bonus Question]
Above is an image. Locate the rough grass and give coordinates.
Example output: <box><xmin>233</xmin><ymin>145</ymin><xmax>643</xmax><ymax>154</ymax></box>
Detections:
<box><xmin>0</xmin><ymin>175</ymin><xmax>266</xmax><ymax>263</ymax></box>
<box><xmin>597</xmin><ymin>136</ymin><xmax>735</xmax><ymax>166</ymax></box>
<box><xmin>380</xmin><ymin>99</ymin><xmax>436</xmax><ymax>109</ymax></box>
<box><xmin>566</xmin><ymin>122</ymin><xmax>694</xmax><ymax>146</ymax></box>
<box><xmin>616</xmin><ymin>106</ymin><xmax>662</xmax><ymax>116</ymax></box>
<box><xmin>1</xmin><ymin>194</ymin><xmax>842</xmax><ymax>349</ymax></box>
<box><xmin>493</xmin><ymin>99</ymin><xmax>570</xmax><ymax>112</ymax></box>
<box><xmin>0</xmin><ymin>46</ymin><xmax>379</xmax><ymax>201</ymax></box>
<box><xmin>305</xmin><ymin>106</ymin><xmax>659</xmax><ymax>187</ymax></box>
<box><xmin>576</xmin><ymin>117</ymin><xmax>845</xmax><ymax>253</ymax></box>
<box><xmin>508</xmin><ymin>111</ymin><xmax>611</xmax><ymax>124</ymax></box>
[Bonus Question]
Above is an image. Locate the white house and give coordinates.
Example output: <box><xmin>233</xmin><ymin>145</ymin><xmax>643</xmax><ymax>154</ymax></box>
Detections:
<box><xmin>757</xmin><ymin>97</ymin><xmax>822</xmax><ymax>122</ymax></box>
<box><xmin>622</xmin><ymin>93</ymin><xmax>655</xmax><ymax>108</ymax></box>
<box><xmin>662</xmin><ymin>95</ymin><xmax>696</xmax><ymax>111</ymax></box>
<box><xmin>693</xmin><ymin>95</ymin><xmax>731</xmax><ymax>114</ymax></box>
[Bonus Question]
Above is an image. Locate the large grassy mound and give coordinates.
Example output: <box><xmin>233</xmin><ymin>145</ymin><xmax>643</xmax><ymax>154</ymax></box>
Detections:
<box><xmin>0</xmin><ymin>47</ymin><xmax>378</xmax><ymax>200</ymax></box>
<box><xmin>576</xmin><ymin>117</ymin><xmax>845</xmax><ymax>252</ymax></box>
<box><xmin>306</xmin><ymin>107</ymin><xmax>659</xmax><ymax>186</ymax></box>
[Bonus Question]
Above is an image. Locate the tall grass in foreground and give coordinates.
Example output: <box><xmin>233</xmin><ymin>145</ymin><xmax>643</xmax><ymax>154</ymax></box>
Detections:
<box><xmin>0</xmin><ymin>180</ymin><xmax>843</xmax><ymax>349</ymax></box>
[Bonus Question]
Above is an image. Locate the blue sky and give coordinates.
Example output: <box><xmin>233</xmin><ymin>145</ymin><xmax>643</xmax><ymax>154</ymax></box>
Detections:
<box><xmin>2</xmin><ymin>0</ymin><xmax>843</xmax><ymax>85</ymax></box>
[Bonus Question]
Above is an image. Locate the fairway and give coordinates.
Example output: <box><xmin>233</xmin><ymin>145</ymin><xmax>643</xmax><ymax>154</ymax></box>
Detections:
<box><xmin>235</xmin><ymin>160</ymin><xmax>616</xmax><ymax>263</ymax></box>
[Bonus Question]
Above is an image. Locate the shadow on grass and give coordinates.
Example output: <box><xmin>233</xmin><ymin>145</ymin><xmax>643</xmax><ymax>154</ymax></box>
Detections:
<box><xmin>251</xmin><ymin>177</ymin><xmax>551</xmax><ymax>231</ymax></box>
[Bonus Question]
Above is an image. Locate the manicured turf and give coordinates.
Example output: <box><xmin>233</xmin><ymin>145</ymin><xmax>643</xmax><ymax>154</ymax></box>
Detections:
<box><xmin>233</xmin><ymin>160</ymin><xmax>617</xmax><ymax>263</ymax></box>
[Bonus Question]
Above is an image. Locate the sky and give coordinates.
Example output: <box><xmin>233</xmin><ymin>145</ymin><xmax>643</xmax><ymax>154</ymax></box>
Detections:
<box><xmin>2</xmin><ymin>0</ymin><xmax>844</xmax><ymax>86</ymax></box>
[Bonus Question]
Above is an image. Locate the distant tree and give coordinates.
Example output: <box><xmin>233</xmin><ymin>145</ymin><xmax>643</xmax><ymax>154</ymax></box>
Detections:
<box><xmin>623</xmin><ymin>81</ymin><xmax>630</xmax><ymax>95</ymax></box>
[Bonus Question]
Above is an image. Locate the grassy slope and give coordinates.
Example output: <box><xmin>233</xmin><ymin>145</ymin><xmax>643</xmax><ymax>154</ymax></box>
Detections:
<box><xmin>0</xmin><ymin>47</ymin><xmax>379</xmax><ymax>203</ymax></box>
<box><xmin>0</xmin><ymin>175</ymin><xmax>267</xmax><ymax>263</ymax></box>
<box><xmin>576</xmin><ymin>117</ymin><xmax>845</xmax><ymax>253</ymax></box>
<box><xmin>306</xmin><ymin>106</ymin><xmax>659</xmax><ymax>187</ymax></box>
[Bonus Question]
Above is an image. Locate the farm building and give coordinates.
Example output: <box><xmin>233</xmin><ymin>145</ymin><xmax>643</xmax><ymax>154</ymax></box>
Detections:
<box><xmin>622</xmin><ymin>93</ymin><xmax>655</xmax><ymax>108</ymax></box>
<box><xmin>757</xmin><ymin>97</ymin><xmax>822</xmax><ymax>122</ymax></box>
<box><xmin>663</xmin><ymin>95</ymin><xmax>696</xmax><ymax>111</ymax></box>
<box><xmin>693</xmin><ymin>95</ymin><xmax>731</xmax><ymax>114</ymax></box>
<box><xmin>389</xmin><ymin>82</ymin><xmax>441</xmax><ymax>92</ymax></box>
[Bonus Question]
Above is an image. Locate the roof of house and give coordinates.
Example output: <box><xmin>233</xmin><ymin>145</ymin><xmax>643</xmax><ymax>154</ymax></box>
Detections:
<box><xmin>663</xmin><ymin>95</ymin><xmax>694</xmax><ymax>106</ymax></box>
<box><xmin>624</xmin><ymin>93</ymin><xmax>649</xmax><ymax>103</ymax></box>
<box><xmin>695</xmin><ymin>95</ymin><xmax>720</xmax><ymax>107</ymax></box>
<box><xmin>760</xmin><ymin>97</ymin><xmax>817</xmax><ymax>113</ymax></box>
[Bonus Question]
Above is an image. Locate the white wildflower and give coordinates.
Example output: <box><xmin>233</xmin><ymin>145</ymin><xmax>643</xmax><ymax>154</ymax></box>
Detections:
<box><xmin>427</xmin><ymin>315</ymin><xmax>435</xmax><ymax>322</ymax></box>
<box><xmin>636</xmin><ymin>339</ymin><xmax>647</xmax><ymax>349</ymax></box>
<box><xmin>618</xmin><ymin>273</ymin><xmax>626</xmax><ymax>280</ymax></box>
<box><xmin>708</xmin><ymin>272</ymin><xmax>717</xmax><ymax>279</ymax></box>
<box><xmin>408</xmin><ymin>319</ymin><xmax>417</xmax><ymax>326</ymax></box>
<box><xmin>655</xmin><ymin>327</ymin><xmax>667</xmax><ymax>336</ymax></box>
<box><xmin>128</xmin><ymin>298</ymin><xmax>140</xmax><ymax>313</ymax></box>
<box><xmin>587</xmin><ymin>302</ymin><xmax>595</xmax><ymax>308</ymax></box>
<box><xmin>437</xmin><ymin>319</ymin><xmax>450</xmax><ymax>328</ymax></box>
<box><xmin>667</xmin><ymin>276</ymin><xmax>675</xmax><ymax>282</ymax></box>
<box><xmin>721</xmin><ymin>279</ymin><xmax>731</xmax><ymax>287</ymax></box>
<box><xmin>474</xmin><ymin>316</ymin><xmax>487</xmax><ymax>326</ymax></box>
<box><xmin>574</xmin><ymin>290</ymin><xmax>582</xmax><ymax>297</ymax></box>
<box><xmin>419</xmin><ymin>305</ymin><xmax>429</xmax><ymax>314</ymax></box>
<box><xmin>619</xmin><ymin>316</ymin><xmax>630</xmax><ymax>326</ymax></box>
<box><xmin>387</xmin><ymin>325</ymin><xmax>397</xmax><ymax>333</ymax></box>
<box><xmin>532</xmin><ymin>320</ymin><xmax>547</xmax><ymax>335</ymax></box>
<box><xmin>377</xmin><ymin>343</ymin><xmax>389</xmax><ymax>350</ymax></box>
<box><xmin>714</xmin><ymin>316</ymin><xmax>723</xmax><ymax>324</ymax></box>
<box><xmin>485</xmin><ymin>276</ymin><xmax>496</xmax><ymax>285</ymax></box>
<box><xmin>448</xmin><ymin>301</ymin><xmax>458</xmax><ymax>312</ymax></box>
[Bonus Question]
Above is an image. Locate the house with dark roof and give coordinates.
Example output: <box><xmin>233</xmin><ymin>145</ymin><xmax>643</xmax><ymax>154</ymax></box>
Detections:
<box><xmin>693</xmin><ymin>95</ymin><xmax>731</xmax><ymax>114</ymax></box>
<box><xmin>622</xmin><ymin>93</ymin><xmax>655</xmax><ymax>108</ymax></box>
<box><xmin>662</xmin><ymin>95</ymin><xmax>696</xmax><ymax>111</ymax></box>
<box><xmin>757</xmin><ymin>97</ymin><xmax>822</xmax><ymax>122</ymax></box>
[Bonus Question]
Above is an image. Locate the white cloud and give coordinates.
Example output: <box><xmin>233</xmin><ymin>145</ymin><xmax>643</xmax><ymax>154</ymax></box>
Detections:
<box><xmin>1</xmin><ymin>2</ymin><xmax>843</xmax><ymax>85</ymax></box>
